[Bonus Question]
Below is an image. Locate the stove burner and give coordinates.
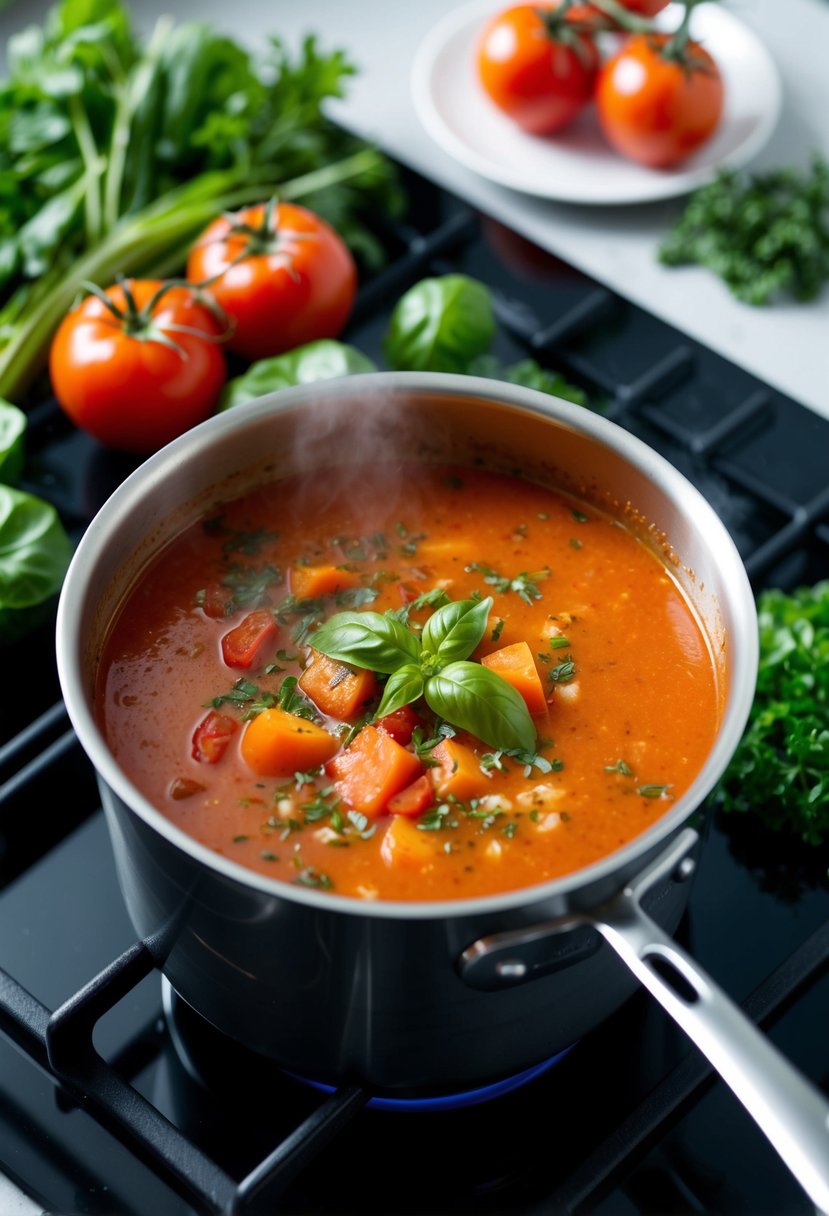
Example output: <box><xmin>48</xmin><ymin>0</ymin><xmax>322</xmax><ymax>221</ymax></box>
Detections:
<box><xmin>285</xmin><ymin>1050</ymin><xmax>571</xmax><ymax>1111</ymax></box>
<box><xmin>161</xmin><ymin>978</ymin><xmax>572</xmax><ymax>1111</ymax></box>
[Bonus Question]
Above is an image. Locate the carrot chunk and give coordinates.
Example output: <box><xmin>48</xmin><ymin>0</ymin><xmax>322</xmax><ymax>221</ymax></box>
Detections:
<box><xmin>430</xmin><ymin>738</ymin><xmax>490</xmax><ymax>802</ymax></box>
<box><xmin>192</xmin><ymin>710</ymin><xmax>239</xmax><ymax>764</ymax></box>
<box><xmin>221</xmin><ymin>609</ymin><xmax>279</xmax><ymax>670</ymax></box>
<box><xmin>326</xmin><ymin>725</ymin><xmax>423</xmax><ymax>818</ymax></box>
<box><xmin>298</xmin><ymin>649</ymin><xmax>377</xmax><ymax>720</ymax></box>
<box><xmin>380</xmin><ymin>814</ymin><xmax>435</xmax><ymax>869</ymax></box>
<box><xmin>481</xmin><ymin>640</ymin><xmax>547</xmax><ymax>716</ymax></box>
<box><xmin>387</xmin><ymin>774</ymin><xmax>434</xmax><ymax>817</ymax></box>
<box><xmin>290</xmin><ymin>564</ymin><xmax>361</xmax><ymax>601</ymax></box>
<box><xmin>241</xmin><ymin>707</ymin><xmax>338</xmax><ymax>777</ymax></box>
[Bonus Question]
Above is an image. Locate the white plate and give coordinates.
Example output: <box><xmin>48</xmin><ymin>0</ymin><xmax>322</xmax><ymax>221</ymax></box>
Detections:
<box><xmin>411</xmin><ymin>0</ymin><xmax>782</xmax><ymax>205</ymax></box>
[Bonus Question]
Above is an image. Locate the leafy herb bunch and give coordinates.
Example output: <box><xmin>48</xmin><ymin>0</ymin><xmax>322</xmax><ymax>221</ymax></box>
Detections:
<box><xmin>0</xmin><ymin>0</ymin><xmax>403</xmax><ymax>402</ymax></box>
<box><xmin>311</xmin><ymin>596</ymin><xmax>537</xmax><ymax>752</ymax></box>
<box><xmin>716</xmin><ymin>581</ymin><xmax>829</xmax><ymax>846</ymax></box>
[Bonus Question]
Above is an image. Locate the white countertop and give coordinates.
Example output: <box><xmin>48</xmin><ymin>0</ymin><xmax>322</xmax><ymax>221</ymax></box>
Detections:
<box><xmin>3</xmin><ymin>0</ymin><xmax>828</xmax><ymax>419</ymax></box>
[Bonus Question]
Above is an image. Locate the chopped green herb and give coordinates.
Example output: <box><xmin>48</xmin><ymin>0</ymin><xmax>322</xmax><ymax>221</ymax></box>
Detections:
<box><xmin>261</xmin><ymin>850</ymin><xmax>280</xmax><ymax>862</ymax></box>
<box><xmin>293</xmin><ymin>867</ymin><xmax>334</xmax><ymax>889</ymax></box>
<box><xmin>571</xmin><ymin>509</ymin><xmax>589</xmax><ymax>524</ymax></box>
<box><xmin>293</xmin><ymin>766</ymin><xmax>323</xmax><ymax>788</ymax></box>
<box><xmin>277</xmin><ymin>676</ymin><xmax>317</xmax><ymax>720</ymax></box>
<box><xmin>549</xmin><ymin>656</ymin><xmax>577</xmax><ymax>684</ymax></box>
<box><xmin>466</xmin><ymin>562</ymin><xmax>551</xmax><ymax>605</ymax></box>
<box><xmin>221</xmin><ymin>563</ymin><xmax>281</xmax><ymax>611</ymax></box>
<box><xmin>605</xmin><ymin>759</ymin><xmax>634</xmax><ymax>776</ymax></box>
<box><xmin>637</xmin><ymin>784</ymin><xmax>673</xmax><ymax>799</ymax></box>
<box><xmin>716</xmin><ymin>581</ymin><xmax>829</xmax><ymax>845</ymax></box>
<box><xmin>658</xmin><ymin>158</ymin><xmax>829</xmax><ymax>305</ymax></box>
<box><xmin>232</xmin><ymin>834</ymin><xmax>249</xmax><ymax>843</ymax></box>
<box><xmin>501</xmin><ymin>821</ymin><xmax>518</xmax><ymax>839</ymax></box>
<box><xmin>569</xmin><ymin>538</ymin><xmax>583</xmax><ymax>551</ymax></box>
<box><xmin>491</xmin><ymin>617</ymin><xmax>505</xmax><ymax>642</ymax></box>
<box><xmin>417</xmin><ymin>803</ymin><xmax>454</xmax><ymax>831</ymax></box>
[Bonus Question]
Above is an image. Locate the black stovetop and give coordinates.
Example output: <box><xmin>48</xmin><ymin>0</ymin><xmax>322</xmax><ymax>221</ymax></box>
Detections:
<box><xmin>1</xmin><ymin>165</ymin><xmax>828</xmax><ymax>1216</ymax></box>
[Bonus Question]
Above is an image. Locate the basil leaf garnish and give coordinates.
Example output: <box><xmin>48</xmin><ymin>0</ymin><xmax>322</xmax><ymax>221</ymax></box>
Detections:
<box><xmin>311</xmin><ymin>610</ymin><xmax>421</xmax><ymax>674</ymax></box>
<box><xmin>421</xmin><ymin>595</ymin><xmax>492</xmax><ymax>664</ymax></box>
<box><xmin>425</xmin><ymin>661</ymin><xmax>536</xmax><ymax>753</ymax></box>
<box><xmin>0</xmin><ymin>484</ymin><xmax>73</xmax><ymax>641</ymax></box>
<box><xmin>375</xmin><ymin>663</ymin><xmax>423</xmax><ymax>719</ymax></box>
<box><xmin>0</xmin><ymin>399</ymin><xmax>26</xmax><ymax>485</ymax></box>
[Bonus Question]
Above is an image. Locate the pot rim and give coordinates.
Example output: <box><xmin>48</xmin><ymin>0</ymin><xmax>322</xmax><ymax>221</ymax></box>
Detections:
<box><xmin>56</xmin><ymin>371</ymin><xmax>759</xmax><ymax>921</ymax></box>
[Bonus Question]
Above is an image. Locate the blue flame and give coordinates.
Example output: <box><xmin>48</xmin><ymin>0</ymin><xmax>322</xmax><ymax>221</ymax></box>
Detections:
<box><xmin>289</xmin><ymin>1046</ymin><xmax>573</xmax><ymax>1112</ymax></box>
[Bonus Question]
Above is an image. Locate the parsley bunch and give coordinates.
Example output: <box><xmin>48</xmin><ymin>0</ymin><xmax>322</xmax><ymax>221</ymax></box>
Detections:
<box><xmin>716</xmin><ymin>582</ymin><xmax>829</xmax><ymax>846</ymax></box>
<box><xmin>659</xmin><ymin>157</ymin><xmax>829</xmax><ymax>305</ymax></box>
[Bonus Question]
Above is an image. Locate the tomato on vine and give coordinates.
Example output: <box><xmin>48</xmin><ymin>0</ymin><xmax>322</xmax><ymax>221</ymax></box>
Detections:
<box><xmin>476</xmin><ymin>2</ymin><xmax>600</xmax><ymax>135</ymax></box>
<box><xmin>186</xmin><ymin>200</ymin><xmax>357</xmax><ymax>361</ymax></box>
<box><xmin>595</xmin><ymin>8</ymin><xmax>724</xmax><ymax>168</ymax></box>
<box><xmin>49</xmin><ymin>279</ymin><xmax>229</xmax><ymax>454</ymax></box>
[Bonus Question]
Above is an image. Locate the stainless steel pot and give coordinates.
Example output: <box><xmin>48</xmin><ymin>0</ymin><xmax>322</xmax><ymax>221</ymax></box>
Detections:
<box><xmin>56</xmin><ymin>373</ymin><xmax>829</xmax><ymax>1210</ymax></box>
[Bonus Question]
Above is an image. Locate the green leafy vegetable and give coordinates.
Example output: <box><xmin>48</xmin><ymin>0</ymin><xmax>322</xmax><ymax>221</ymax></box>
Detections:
<box><xmin>381</xmin><ymin>273</ymin><xmax>590</xmax><ymax>404</ymax></box>
<box><xmin>310</xmin><ymin>609</ymin><xmax>421</xmax><ymax>674</ymax></box>
<box><xmin>469</xmin><ymin>354</ymin><xmax>590</xmax><ymax>407</ymax></box>
<box><xmin>0</xmin><ymin>484</ymin><xmax>73</xmax><ymax>639</ymax></box>
<box><xmin>218</xmin><ymin>339</ymin><xmax>376</xmax><ymax>410</ymax></box>
<box><xmin>659</xmin><ymin>157</ymin><xmax>829</xmax><ymax>306</ymax></box>
<box><xmin>311</xmin><ymin>595</ymin><xmax>536</xmax><ymax>752</ymax></box>
<box><xmin>383</xmin><ymin>274</ymin><xmax>495</xmax><ymax>373</ymax></box>
<box><xmin>421</xmin><ymin>595</ymin><xmax>491</xmax><ymax>664</ymax></box>
<box><xmin>0</xmin><ymin>0</ymin><xmax>403</xmax><ymax>402</ymax></box>
<box><xmin>426</xmin><ymin>661</ymin><xmax>535</xmax><ymax>753</ymax></box>
<box><xmin>716</xmin><ymin>582</ymin><xmax>829</xmax><ymax>845</ymax></box>
<box><xmin>0</xmin><ymin>399</ymin><xmax>26</xmax><ymax>484</ymax></box>
<box><xmin>375</xmin><ymin>662</ymin><xmax>424</xmax><ymax>718</ymax></box>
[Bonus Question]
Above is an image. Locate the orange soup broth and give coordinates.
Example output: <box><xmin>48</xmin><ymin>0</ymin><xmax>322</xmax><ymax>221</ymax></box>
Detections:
<box><xmin>96</xmin><ymin>462</ymin><xmax>722</xmax><ymax>901</ymax></box>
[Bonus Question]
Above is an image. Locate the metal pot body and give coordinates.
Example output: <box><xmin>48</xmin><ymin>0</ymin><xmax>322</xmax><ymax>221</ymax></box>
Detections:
<box><xmin>57</xmin><ymin>373</ymin><xmax>757</xmax><ymax>1094</ymax></box>
<box><xmin>100</xmin><ymin>776</ymin><xmax>696</xmax><ymax>1092</ymax></box>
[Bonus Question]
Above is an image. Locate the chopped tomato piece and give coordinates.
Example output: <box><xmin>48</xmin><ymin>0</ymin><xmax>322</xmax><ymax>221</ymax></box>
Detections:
<box><xmin>192</xmin><ymin>710</ymin><xmax>239</xmax><ymax>764</ymax></box>
<box><xmin>290</xmin><ymin>564</ymin><xmax>361</xmax><ymax>601</ymax></box>
<box><xmin>387</xmin><ymin>774</ymin><xmax>434</xmax><ymax>817</ymax></box>
<box><xmin>169</xmin><ymin>777</ymin><xmax>206</xmax><ymax>800</ymax></box>
<box><xmin>200</xmin><ymin>582</ymin><xmax>232</xmax><ymax>619</ymax></box>
<box><xmin>241</xmin><ymin>707</ymin><xmax>339</xmax><ymax>777</ymax></box>
<box><xmin>380</xmin><ymin>814</ymin><xmax>435</xmax><ymax>869</ymax></box>
<box><xmin>430</xmin><ymin>738</ymin><xmax>490</xmax><ymax>802</ymax></box>
<box><xmin>221</xmin><ymin>609</ymin><xmax>279</xmax><ymax>670</ymax></box>
<box><xmin>376</xmin><ymin>704</ymin><xmax>419</xmax><ymax>746</ymax></box>
<box><xmin>326</xmin><ymin>724</ymin><xmax>423</xmax><ymax>818</ymax></box>
<box><xmin>481</xmin><ymin>640</ymin><xmax>547</xmax><ymax>715</ymax></box>
<box><xmin>298</xmin><ymin>649</ymin><xmax>377</xmax><ymax>720</ymax></box>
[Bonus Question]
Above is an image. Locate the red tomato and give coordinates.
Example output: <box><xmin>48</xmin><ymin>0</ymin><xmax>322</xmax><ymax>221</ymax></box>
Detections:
<box><xmin>387</xmin><ymin>775</ymin><xmax>434</xmax><ymax>817</ymax></box>
<box><xmin>221</xmin><ymin>609</ymin><xmax>279</xmax><ymax>670</ymax></box>
<box><xmin>476</xmin><ymin>3</ymin><xmax>599</xmax><ymax>135</ymax></box>
<box><xmin>596</xmin><ymin>34</ymin><xmax>724</xmax><ymax>168</ymax></box>
<box><xmin>49</xmin><ymin>279</ymin><xmax>227</xmax><ymax>454</ymax></box>
<box><xmin>376</xmin><ymin>705</ymin><xmax>419</xmax><ymax>747</ymax></box>
<box><xmin>599</xmin><ymin>0</ymin><xmax>670</xmax><ymax>14</ymax></box>
<box><xmin>186</xmin><ymin>201</ymin><xmax>357</xmax><ymax>361</ymax></box>
<box><xmin>192</xmin><ymin>711</ymin><xmax>239</xmax><ymax>764</ymax></box>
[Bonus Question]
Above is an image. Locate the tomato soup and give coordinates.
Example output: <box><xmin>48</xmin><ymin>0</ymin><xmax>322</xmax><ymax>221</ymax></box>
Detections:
<box><xmin>96</xmin><ymin>462</ymin><xmax>721</xmax><ymax>901</ymax></box>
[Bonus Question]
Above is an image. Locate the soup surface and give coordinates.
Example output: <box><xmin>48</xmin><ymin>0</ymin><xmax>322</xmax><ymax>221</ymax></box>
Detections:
<box><xmin>97</xmin><ymin>461</ymin><xmax>721</xmax><ymax>901</ymax></box>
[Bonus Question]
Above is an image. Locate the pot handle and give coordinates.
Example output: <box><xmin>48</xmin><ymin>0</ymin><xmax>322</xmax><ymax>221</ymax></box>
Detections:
<box><xmin>591</xmin><ymin>829</ymin><xmax>829</xmax><ymax>1215</ymax></box>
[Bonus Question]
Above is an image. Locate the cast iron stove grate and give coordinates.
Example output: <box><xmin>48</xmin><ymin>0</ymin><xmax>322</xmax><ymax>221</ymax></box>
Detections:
<box><xmin>0</xmin><ymin>165</ymin><xmax>827</xmax><ymax>1216</ymax></box>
